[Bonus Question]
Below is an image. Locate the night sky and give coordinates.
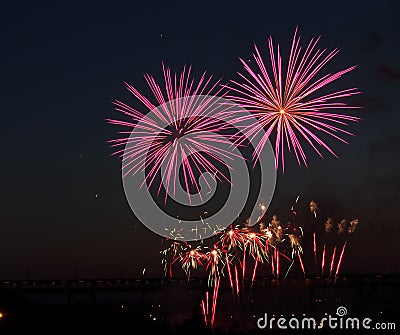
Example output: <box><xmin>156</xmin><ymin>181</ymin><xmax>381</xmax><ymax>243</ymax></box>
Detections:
<box><xmin>1</xmin><ymin>0</ymin><xmax>399</xmax><ymax>280</ymax></box>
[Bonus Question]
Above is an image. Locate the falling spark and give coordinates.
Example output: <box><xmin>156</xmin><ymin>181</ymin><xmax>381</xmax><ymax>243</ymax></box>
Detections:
<box><xmin>211</xmin><ymin>277</ymin><xmax>220</xmax><ymax>327</ymax></box>
<box><xmin>225</xmin><ymin>254</ymin><xmax>234</xmax><ymax>293</ymax></box>
<box><xmin>276</xmin><ymin>248</ymin><xmax>280</xmax><ymax>279</ymax></box>
<box><xmin>298</xmin><ymin>253</ymin><xmax>305</xmax><ymax>276</ymax></box>
<box><xmin>330</xmin><ymin>246</ymin><xmax>337</xmax><ymax>278</ymax></box>
<box><xmin>321</xmin><ymin>243</ymin><xmax>326</xmax><ymax>277</ymax></box>
<box><xmin>251</xmin><ymin>260</ymin><xmax>258</xmax><ymax>288</ymax></box>
<box><xmin>201</xmin><ymin>292</ymin><xmax>209</xmax><ymax>326</ymax></box>
<box><xmin>335</xmin><ymin>241</ymin><xmax>347</xmax><ymax>278</ymax></box>
<box><xmin>201</xmin><ymin>278</ymin><xmax>220</xmax><ymax>328</ymax></box>
<box><xmin>234</xmin><ymin>265</ymin><xmax>240</xmax><ymax>297</ymax></box>
<box><xmin>205</xmin><ymin>247</ymin><xmax>224</xmax><ymax>287</ymax></box>
<box><xmin>313</xmin><ymin>232</ymin><xmax>317</xmax><ymax>262</ymax></box>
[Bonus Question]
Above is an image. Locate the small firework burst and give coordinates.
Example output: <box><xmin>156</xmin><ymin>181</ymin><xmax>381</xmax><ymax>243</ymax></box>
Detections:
<box><xmin>179</xmin><ymin>245</ymin><xmax>207</xmax><ymax>279</ymax></box>
<box><xmin>218</xmin><ymin>225</ymin><xmax>246</xmax><ymax>252</ymax></box>
<box><xmin>160</xmin><ymin>240</ymin><xmax>187</xmax><ymax>278</ymax></box>
<box><xmin>205</xmin><ymin>246</ymin><xmax>224</xmax><ymax>287</ymax></box>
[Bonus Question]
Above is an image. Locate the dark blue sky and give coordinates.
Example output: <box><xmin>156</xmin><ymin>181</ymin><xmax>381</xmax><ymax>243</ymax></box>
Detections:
<box><xmin>0</xmin><ymin>0</ymin><xmax>399</xmax><ymax>280</ymax></box>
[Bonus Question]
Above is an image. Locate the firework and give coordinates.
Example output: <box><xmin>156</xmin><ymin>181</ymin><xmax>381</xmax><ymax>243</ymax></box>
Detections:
<box><xmin>226</xmin><ymin>27</ymin><xmax>361</xmax><ymax>171</ymax></box>
<box><xmin>179</xmin><ymin>245</ymin><xmax>207</xmax><ymax>279</ymax></box>
<box><xmin>329</xmin><ymin>246</ymin><xmax>337</xmax><ymax>278</ymax></box>
<box><xmin>200</xmin><ymin>277</ymin><xmax>220</xmax><ymax>328</ymax></box>
<box><xmin>160</xmin><ymin>197</ymin><xmax>360</xmax><ymax>329</ymax></box>
<box><xmin>107</xmin><ymin>63</ymin><xmax>242</xmax><ymax>203</ymax></box>
<box><xmin>243</xmin><ymin>231</ymin><xmax>269</xmax><ymax>263</ymax></box>
<box><xmin>284</xmin><ymin>233</ymin><xmax>305</xmax><ymax>278</ymax></box>
<box><xmin>260</xmin><ymin>214</ymin><xmax>291</xmax><ymax>279</ymax></box>
<box><xmin>205</xmin><ymin>246</ymin><xmax>224</xmax><ymax>287</ymax></box>
<box><xmin>288</xmin><ymin>233</ymin><xmax>303</xmax><ymax>258</ymax></box>
<box><xmin>218</xmin><ymin>227</ymin><xmax>243</xmax><ymax>297</ymax></box>
<box><xmin>160</xmin><ymin>240</ymin><xmax>187</xmax><ymax>278</ymax></box>
<box><xmin>335</xmin><ymin>241</ymin><xmax>347</xmax><ymax>278</ymax></box>
<box><xmin>321</xmin><ymin>243</ymin><xmax>326</xmax><ymax>277</ymax></box>
<box><xmin>218</xmin><ymin>226</ymin><xmax>246</xmax><ymax>252</ymax></box>
<box><xmin>200</xmin><ymin>292</ymin><xmax>209</xmax><ymax>326</ymax></box>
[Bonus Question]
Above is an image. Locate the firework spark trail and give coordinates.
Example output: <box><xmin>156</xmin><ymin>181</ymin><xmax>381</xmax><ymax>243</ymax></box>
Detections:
<box><xmin>211</xmin><ymin>277</ymin><xmax>220</xmax><ymax>327</ymax></box>
<box><xmin>279</xmin><ymin>250</ymin><xmax>292</xmax><ymax>262</ymax></box>
<box><xmin>298</xmin><ymin>253</ymin><xmax>306</xmax><ymax>277</ymax></box>
<box><xmin>234</xmin><ymin>264</ymin><xmax>240</xmax><ymax>299</ymax></box>
<box><xmin>160</xmin><ymin>240</ymin><xmax>186</xmax><ymax>278</ymax></box>
<box><xmin>335</xmin><ymin>241</ymin><xmax>347</xmax><ymax>278</ymax></box>
<box><xmin>200</xmin><ymin>285</ymin><xmax>220</xmax><ymax>328</ymax></box>
<box><xmin>236</xmin><ymin>230</ymin><xmax>270</xmax><ymax>284</ymax></box>
<box><xmin>225</xmin><ymin>254</ymin><xmax>235</xmax><ymax>293</ymax></box>
<box><xmin>226</xmin><ymin>27</ymin><xmax>361</xmax><ymax>171</ymax></box>
<box><xmin>313</xmin><ymin>232</ymin><xmax>317</xmax><ymax>263</ymax></box>
<box><xmin>205</xmin><ymin>247</ymin><xmax>224</xmax><ymax>287</ymax></box>
<box><xmin>321</xmin><ymin>243</ymin><xmax>326</xmax><ymax>277</ymax></box>
<box><xmin>276</xmin><ymin>249</ymin><xmax>280</xmax><ymax>279</ymax></box>
<box><xmin>285</xmin><ymin>233</ymin><xmax>303</xmax><ymax>278</ymax></box>
<box><xmin>242</xmin><ymin>246</ymin><xmax>246</xmax><ymax>283</ymax></box>
<box><xmin>272</xmin><ymin>248</ymin><xmax>284</xmax><ymax>279</ymax></box>
<box><xmin>200</xmin><ymin>292</ymin><xmax>209</xmax><ymax>326</ymax></box>
<box><xmin>107</xmin><ymin>63</ymin><xmax>244</xmax><ymax>203</ymax></box>
<box><xmin>269</xmin><ymin>245</ymin><xmax>292</xmax><ymax>279</ymax></box>
<box><xmin>330</xmin><ymin>246</ymin><xmax>337</xmax><ymax>278</ymax></box>
<box><xmin>251</xmin><ymin>260</ymin><xmax>258</xmax><ymax>288</ymax></box>
<box><xmin>271</xmin><ymin>252</ymin><xmax>275</xmax><ymax>276</ymax></box>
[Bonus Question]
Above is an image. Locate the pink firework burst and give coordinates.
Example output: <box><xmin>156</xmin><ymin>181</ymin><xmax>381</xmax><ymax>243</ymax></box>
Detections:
<box><xmin>107</xmin><ymin>63</ymin><xmax>241</xmax><ymax>202</ymax></box>
<box><xmin>227</xmin><ymin>27</ymin><xmax>361</xmax><ymax>171</ymax></box>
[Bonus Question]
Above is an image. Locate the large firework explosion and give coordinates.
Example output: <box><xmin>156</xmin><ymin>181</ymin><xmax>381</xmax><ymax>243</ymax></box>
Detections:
<box><xmin>226</xmin><ymin>27</ymin><xmax>361</xmax><ymax>172</ymax></box>
<box><xmin>107</xmin><ymin>63</ymin><xmax>243</xmax><ymax>203</ymax></box>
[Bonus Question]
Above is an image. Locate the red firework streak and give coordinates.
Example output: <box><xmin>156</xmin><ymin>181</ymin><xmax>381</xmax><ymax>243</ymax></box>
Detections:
<box><xmin>277</xmin><ymin>249</ymin><xmax>280</xmax><ymax>279</ymax></box>
<box><xmin>235</xmin><ymin>265</ymin><xmax>240</xmax><ymax>298</ymax></box>
<box><xmin>200</xmin><ymin>292</ymin><xmax>209</xmax><ymax>326</ymax></box>
<box><xmin>335</xmin><ymin>241</ymin><xmax>347</xmax><ymax>278</ymax></box>
<box><xmin>313</xmin><ymin>233</ymin><xmax>317</xmax><ymax>264</ymax></box>
<box><xmin>321</xmin><ymin>243</ymin><xmax>326</xmax><ymax>277</ymax></box>
<box><xmin>226</xmin><ymin>27</ymin><xmax>361</xmax><ymax>172</ymax></box>
<box><xmin>200</xmin><ymin>246</ymin><xmax>224</xmax><ymax>328</ymax></box>
<box><xmin>329</xmin><ymin>246</ymin><xmax>337</xmax><ymax>278</ymax></box>
<box><xmin>224</xmin><ymin>253</ymin><xmax>234</xmax><ymax>294</ymax></box>
<box><xmin>223</xmin><ymin>252</ymin><xmax>240</xmax><ymax>301</ymax></box>
<box><xmin>200</xmin><ymin>277</ymin><xmax>221</xmax><ymax>328</ymax></box>
<box><xmin>298</xmin><ymin>253</ymin><xmax>306</xmax><ymax>277</ymax></box>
